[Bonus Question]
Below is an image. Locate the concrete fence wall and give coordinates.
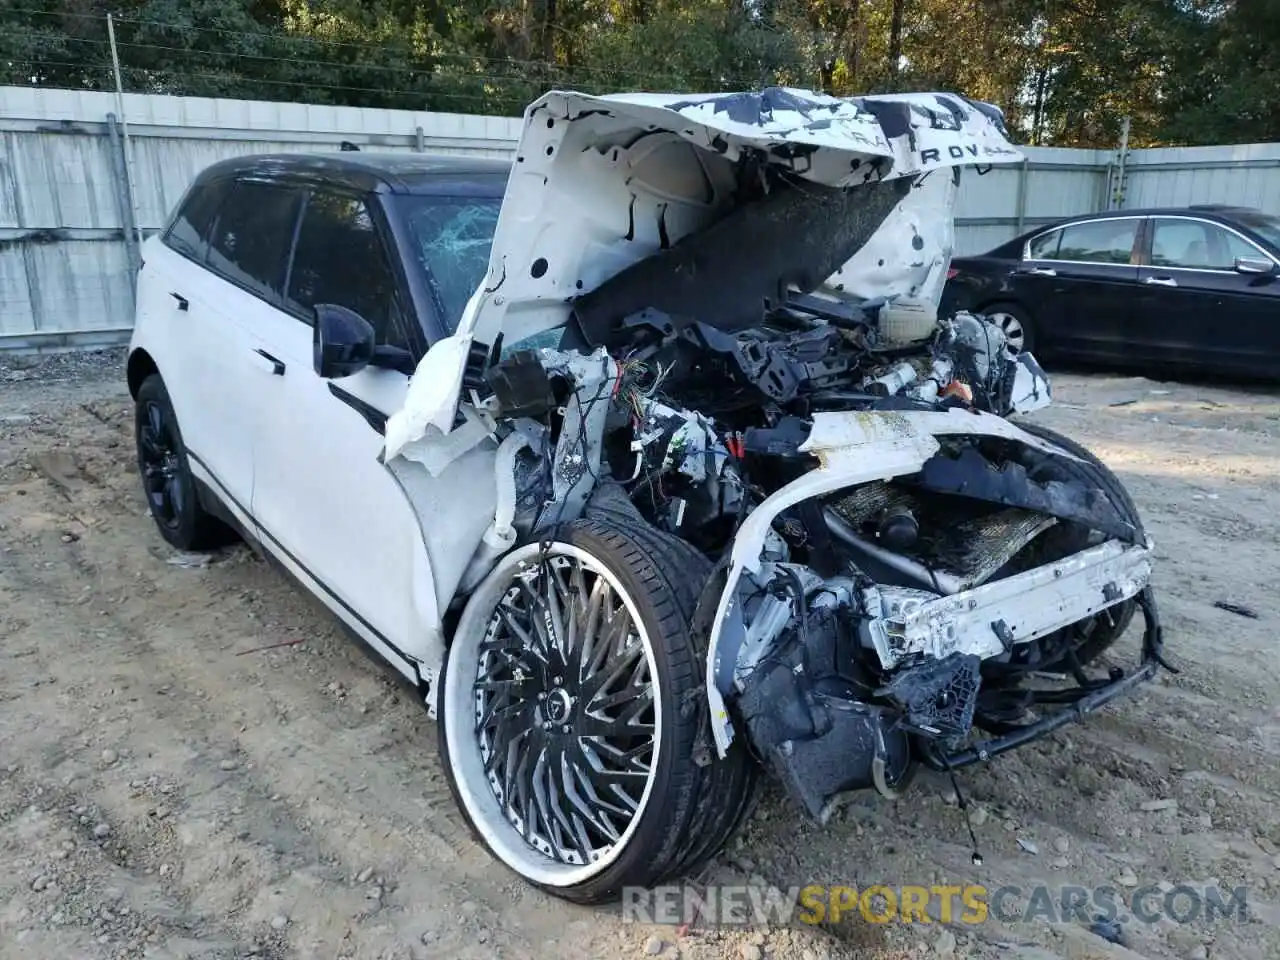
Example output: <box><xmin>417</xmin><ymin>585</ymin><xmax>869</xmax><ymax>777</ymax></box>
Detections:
<box><xmin>2</xmin><ymin>86</ymin><xmax>1278</xmax><ymax>350</ymax></box>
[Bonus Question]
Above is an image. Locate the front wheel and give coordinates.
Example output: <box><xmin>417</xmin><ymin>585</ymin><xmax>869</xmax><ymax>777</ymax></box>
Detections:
<box><xmin>438</xmin><ymin>517</ymin><xmax>756</xmax><ymax>903</ymax></box>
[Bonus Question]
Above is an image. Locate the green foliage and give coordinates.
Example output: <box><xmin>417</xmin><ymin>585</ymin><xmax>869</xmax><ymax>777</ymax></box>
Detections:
<box><xmin>1</xmin><ymin>0</ymin><xmax>1275</xmax><ymax>146</ymax></box>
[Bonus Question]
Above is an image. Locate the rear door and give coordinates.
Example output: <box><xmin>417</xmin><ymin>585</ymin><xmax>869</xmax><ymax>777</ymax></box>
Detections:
<box><xmin>1135</xmin><ymin>216</ymin><xmax>1280</xmax><ymax>374</ymax></box>
<box><xmin>1018</xmin><ymin>216</ymin><xmax>1143</xmax><ymax>359</ymax></box>
<box><xmin>144</xmin><ymin>178</ymin><xmax>300</xmax><ymax>516</ymax></box>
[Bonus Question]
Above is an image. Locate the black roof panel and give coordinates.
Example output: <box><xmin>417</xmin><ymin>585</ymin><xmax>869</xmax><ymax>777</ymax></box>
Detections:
<box><xmin>192</xmin><ymin>152</ymin><xmax>511</xmax><ymax>194</ymax></box>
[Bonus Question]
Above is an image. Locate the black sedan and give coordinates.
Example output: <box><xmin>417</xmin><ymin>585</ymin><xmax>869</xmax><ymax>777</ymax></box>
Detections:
<box><xmin>940</xmin><ymin>204</ymin><xmax>1280</xmax><ymax>378</ymax></box>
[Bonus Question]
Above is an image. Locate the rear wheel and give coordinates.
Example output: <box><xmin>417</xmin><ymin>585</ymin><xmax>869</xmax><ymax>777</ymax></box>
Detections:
<box><xmin>134</xmin><ymin>375</ymin><xmax>228</xmax><ymax>551</ymax></box>
<box><xmin>981</xmin><ymin>301</ymin><xmax>1034</xmax><ymax>353</ymax></box>
<box><xmin>438</xmin><ymin>517</ymin><xmax>756</xmax><ymax>903</ymax></box>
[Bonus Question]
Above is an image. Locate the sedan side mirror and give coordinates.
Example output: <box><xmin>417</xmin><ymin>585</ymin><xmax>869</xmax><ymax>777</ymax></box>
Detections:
<box><xmin>1234</xmin><ymin>256</ymin><xmax>1277</xmax><ymax>276</ymax></box>
<box><xmin>314</xmin><ymin>303</ymin><xmax>375</xmax><ymax>379</ymax></box>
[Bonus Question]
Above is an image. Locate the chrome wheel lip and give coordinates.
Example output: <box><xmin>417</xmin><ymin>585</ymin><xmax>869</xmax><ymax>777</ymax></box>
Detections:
<box><xmin>443</xmin><ymin>541</ymin><xmax>664</xmax><ymax>888</ymax></box>
<box><xmin>987</xmin><ymin>311</ymin><xmax>1026</xmax><ymax>352</ymax></box>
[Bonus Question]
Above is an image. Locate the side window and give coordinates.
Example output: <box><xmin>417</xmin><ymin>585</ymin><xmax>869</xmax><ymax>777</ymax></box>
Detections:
<box><xmin>1027</xmin><ymin>229</ymin><xmax>1062</xmax><ymax>260</ymax></box>
<box><xmin>1150</xmin><ymin>219</ymin><xmax>1233</xmax><ymax>270</ymax></box>
<box><xmin>206</xmin><ymin>180</ymin><xmax>302</xmax><ymax>301</ymax></box>
<box><xmin>1055</xmin><ymin>219</ymin><xmax>1138</xmax><ymax>265</ymax></box>
<box><xmin>163</xmin><ymin>181</ymin><xmax>226</xmax><ymax>262</ymax></box>
<box><xmin>285</xmin><ymin>191</ymin><xmax>407</xmax><ymax>349</ymax></box>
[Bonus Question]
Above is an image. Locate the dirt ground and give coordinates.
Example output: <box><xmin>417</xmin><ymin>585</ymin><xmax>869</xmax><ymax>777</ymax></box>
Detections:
<box><xmin>2</xmin><ymin>349</ymin><xmax>1279</xmax><ymax>960</ymax></box>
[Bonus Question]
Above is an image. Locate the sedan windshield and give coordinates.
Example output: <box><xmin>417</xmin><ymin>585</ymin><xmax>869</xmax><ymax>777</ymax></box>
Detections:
<box><xmin>395</xmin><ymin>195</ymin><xmax>502</xmax><ymax>332</ymax></box>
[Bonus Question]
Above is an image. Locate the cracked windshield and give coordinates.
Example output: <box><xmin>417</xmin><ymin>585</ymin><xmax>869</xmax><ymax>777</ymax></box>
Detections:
<box><xmin>397</xmin><ymin>195</ymin><xmax>501</xmax><ymax>331</ymax></box>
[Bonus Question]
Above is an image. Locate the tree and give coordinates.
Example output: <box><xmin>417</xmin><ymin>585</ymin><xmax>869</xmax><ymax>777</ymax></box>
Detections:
<box><xmin>2</xmin><ymin>0</ymin><xmax>1276</xmax><ymax>145</ymax></box>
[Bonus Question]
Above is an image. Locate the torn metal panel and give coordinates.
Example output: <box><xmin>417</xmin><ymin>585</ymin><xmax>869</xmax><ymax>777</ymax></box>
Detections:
<box><xmin>383</xmin><ymin>332</ymin><xmax>474</xmax><ymax>462</ymax></box>
<box><xmin>701</xmin><ymin>407</ymin><xmax>1151</xmax><ymax>756</ymax></box>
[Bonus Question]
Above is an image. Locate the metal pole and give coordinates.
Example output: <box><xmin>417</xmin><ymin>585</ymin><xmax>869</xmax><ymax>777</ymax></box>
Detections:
<box><xmin>107</xmin><ymin>13</ymin><xmax>144</xmax><ymax>259</ymax></box>
<box><xmin>1111</xmin><ymin>115</ymin><xmax>1131</xmax><ymax>210</ymax></box>
<box><xmin>105</xmin><ymin>113</ymin><xmax>140</xmax><ymax>285</ymax></box>
<box><xmin>1014</xmin><ymin>158</ymin><xmax>1029</xmax><ymax>234</ymax></box>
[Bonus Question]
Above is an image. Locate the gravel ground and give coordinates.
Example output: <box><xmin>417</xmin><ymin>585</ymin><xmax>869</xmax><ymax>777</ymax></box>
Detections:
<box><xmin>2</xmin><ymin>351</ymin><xmax>1279</xmax><ymax>960</ymax></box>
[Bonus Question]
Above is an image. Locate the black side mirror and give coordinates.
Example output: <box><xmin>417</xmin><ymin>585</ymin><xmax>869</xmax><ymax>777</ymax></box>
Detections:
<box><xmin>314</xmin><ymin>303</ymin><xmax>375</xmax><ymax>378</ymax></box>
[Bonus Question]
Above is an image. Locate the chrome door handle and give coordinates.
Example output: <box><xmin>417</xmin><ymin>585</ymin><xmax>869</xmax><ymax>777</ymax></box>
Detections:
<box><xmin>1023</xmin><ymin>267</ymin><xmax>1057</xmax><ymax>277</ymax></box>
<box><xmin>1144</xmin><ymin>276</ymin><xmax>1178</xmax><ymax>287</ymax></box>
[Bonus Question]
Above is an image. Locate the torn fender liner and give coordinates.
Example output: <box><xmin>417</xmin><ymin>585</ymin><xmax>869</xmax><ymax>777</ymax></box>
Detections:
<box><xmin>915</xmin><ymin>446</ymin><xmax>1140</xmax><ymax>543</ymax></box>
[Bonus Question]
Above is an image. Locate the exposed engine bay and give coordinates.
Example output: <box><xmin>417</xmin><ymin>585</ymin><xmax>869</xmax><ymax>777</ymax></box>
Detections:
<box><xmin>383</xmin><ymin>88</ymin><xmax>1169</xmax><ymax>832</ymax></box>
<box><xmin>444</xmin><ymin>294</ymin><xmax>1159</xmax><ymax>822</ymax></box>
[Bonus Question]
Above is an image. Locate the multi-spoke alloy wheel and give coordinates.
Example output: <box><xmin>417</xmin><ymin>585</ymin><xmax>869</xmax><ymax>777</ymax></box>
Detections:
<box><xmin>475</xmin><ymin>552</ymin><xmax>658</xmax><ymax>867</ymax></box>
<box><xmin>139</xmin><ymin>398</ymin><xmax>185</xmax><ymax>530</ymax></box>
<box><xmin>133</xmin><ymin>373</ymin><xmax>225</xmax><ymax>551</ymax></box>
<box><xmin>988</xmin><ymin>310</ymin><xmax>1025</xmax><ymax>350</ymax></box>
<box><xmin>439</xmin><ymin>518</ymin><xmax>756</xmax><ymax>903</ymax></box>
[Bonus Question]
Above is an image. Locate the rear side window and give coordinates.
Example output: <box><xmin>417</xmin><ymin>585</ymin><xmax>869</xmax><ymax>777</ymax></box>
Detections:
<box><xmin>285</xmin><ymin>190</ymin><xmax>407</xmax><ymax>348</ymax></box>
<box><xmin>163</xmin><ymin>181</ymin><xmax>226</xmax><ymax>261</ymax></box>
<box><xmin>206</xmin><ymin>180</ymin><xmax>303</xmax><ymax>301</ymax></box>
<box><xmin>1055</xmin><ymin>219</ymin><xmax>1138</xmax><ymax>265</ymax></box>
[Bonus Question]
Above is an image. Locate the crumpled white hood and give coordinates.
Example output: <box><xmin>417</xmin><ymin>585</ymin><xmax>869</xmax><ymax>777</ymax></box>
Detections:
<box><xmin>384</xmin><ymin>87</ymin><xmax>1022</xmax><ymax>463</ymax></box>
<box><xmin>459</xmin><ymin>87</ymin><xmax>1022</xmax><ymax>350</ymax></box>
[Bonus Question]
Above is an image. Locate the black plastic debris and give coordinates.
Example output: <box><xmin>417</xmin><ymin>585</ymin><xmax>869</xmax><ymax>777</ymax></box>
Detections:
<box><xmin>1214</xmin><ymin>600</ymin><xmax>1260</xmax><ymax>620</ymax></box>
<box><xmin>1089</xmin><ymin>915</ymin><xmax>1125</xmax><ymax>945</ymax></box>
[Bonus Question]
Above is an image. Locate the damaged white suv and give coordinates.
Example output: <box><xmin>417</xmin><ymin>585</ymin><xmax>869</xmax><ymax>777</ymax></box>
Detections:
<box><xmin>128</xmin><ymin>88</ymin><xmax>1169</xmax><ymax>903</ymax></box>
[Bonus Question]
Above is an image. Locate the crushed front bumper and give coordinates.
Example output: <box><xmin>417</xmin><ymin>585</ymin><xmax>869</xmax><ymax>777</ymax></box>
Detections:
<box><xmin>867</xmin><ymin>538</ymin><xmax>1155</xmax><ymax>668</ymax></box>
<box><xmin>926</xmin><ymin>586</ymin><xmax>1172</xmax><ymax>770</ymax></box>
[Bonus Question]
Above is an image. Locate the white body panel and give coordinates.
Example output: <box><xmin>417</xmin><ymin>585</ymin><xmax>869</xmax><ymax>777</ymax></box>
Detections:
<box><xmin>245</xmin><ymin>309</ymin><xmax>437</xmax><ymax>677</ymax></box>
<box><xmin>135</xmin><ymin>236</ymin><xmax>263</xmax><ymax>508</ymax></box>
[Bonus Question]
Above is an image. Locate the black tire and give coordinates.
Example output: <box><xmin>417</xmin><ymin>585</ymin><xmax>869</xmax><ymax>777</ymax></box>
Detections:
<box><xmin>437</xmin><ymin>515</ymin><xmax>756</xmax><ymax>904</ymax></box>
<box><xmin>980</xmin><ymin>301</ymin><xmax>1035</xmax><ymax>354</ymax></box>
<box><xmin>1016</xmin><ymin>421</ymin><xmax>1143</xmax><ymax>666</ymax></box>
<box><xmin>134</xmin><ymin>374</ymin><xmax>227</xmax><ymax>551</ymax></box>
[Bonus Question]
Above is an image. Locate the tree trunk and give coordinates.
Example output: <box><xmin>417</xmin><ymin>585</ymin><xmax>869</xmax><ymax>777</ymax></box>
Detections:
<box><xmin>1031</xmin><ymin>65</ymin><xmax>1047</xmax><ymax>145</ymax></box>
<box><xmin>888</xmin><ymin>0</ymin><xmax>906</xmax><ymax>88</ymax></box>
<box><xmin>846</xmin><ymin>0</ymin><xmax>862</xmax><ymax>90</ymax></box>
<box><xmin>542</xmin><ymin>0</ymin><xmax>556</xmax><ymax>63</ymax></box>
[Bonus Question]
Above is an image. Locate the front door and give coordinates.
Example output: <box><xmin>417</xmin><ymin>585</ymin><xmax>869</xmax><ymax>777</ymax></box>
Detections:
<box><xmin>1135</xmin><ymin>216</ymin><xmax>1280</xmax><ymax>374</ymax></box>
<box><xmin>247</xmin><ymin>187</ymin><xmax>432</xmax><ymax>677</ymax></box>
